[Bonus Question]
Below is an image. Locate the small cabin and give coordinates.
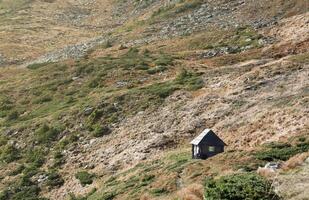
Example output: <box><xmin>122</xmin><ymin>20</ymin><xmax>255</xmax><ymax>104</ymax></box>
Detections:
<box><xmin>190</xmin><ymin>129</ymin><xmax>227</xmax><ymax>159</ymax></box>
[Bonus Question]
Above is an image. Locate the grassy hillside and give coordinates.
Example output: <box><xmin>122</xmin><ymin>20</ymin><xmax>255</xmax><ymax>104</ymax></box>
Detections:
<box><xmin>0</xmin><ymin>0</ymin><xmax>308</xmax><ymax>199</ymax></box>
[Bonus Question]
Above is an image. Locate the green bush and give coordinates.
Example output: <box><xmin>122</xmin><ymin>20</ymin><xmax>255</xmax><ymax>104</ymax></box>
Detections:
<box><xmin>0</xmin><ymin>135</ymin><xmax>8</xmax><ymax>146</ymax></box>
<box><xmin>92</xmin><ymin>125</ymin><xmax>112</xmax><ymax>137</ymax></box>
<box><xmin>204</xmin><ymin>173</ymin><xmax>281</xmax><ymax>200</ymax></box>
<box><xmin>9</xmin><ymin>164</ymin><xmax>25</xmax><ymax>176</ymax></box>
<box><xmin>46</xmin><ymin>170</ymin><xmax>64</xmax><ymax>188</ymax></box>
<box><xmin>22</xmin><ymin>165</ymin><xmax>40</xmax><ymax>178</ymax></box>
<box><xmin>175</xmin><ymin>70</ymin><xmax>204</xmax><ymax>90</ymax></box>
<box><xmin>144</xmin><ymin>82</ymin><xmax>179</xmax><ymax>98</ymax></box>
<box><xmin>88</xmin><ymin>109</ymin><xmax>104</xmax><ymax>124</ymax></box>
<box><xmin>25</xmin><ymin>147</ymin><xmax>46</xmax><ymax>167</ymax></box>
<box><xmin>6</xmin><ymin>110</ymin><xmax>19</xmax><ymax>121</ymax></box>
<box><xmin>75</xmin><ymin>171</ymin><xmax>95</xmax><ymax>186</ymax></box>
<box><xmin>255</xmin><ymin>142</ymin><xmax>309</xmax><ymax>161</ymax></box>
<box><xmin>53</xmin><ymin>151</ymin><xmax>65</xmax><ymax>167</ymax></box>
<box><xmin>154</xmin><ymin>54</ymin><xmax>173</xmax><ymax>66</ymax></box>
<box><xmin>147</xmin><ymin>66</ymin><xmax>167</xmax><ymax>74</ymax></box>
<box><xmin>1</xmin><ymin>175</ymin><xmax>46</xmax><ymax>200</ymax></box>
<box><xmin>0</xmin><ymin>145</ymin><xmax>20</xmax><ymax>163</ymax></box>
<box><xmin>34</xmin><ymin>95</ymin><xmax>53</xmax><ymax>104</ymax></box>
<box><xmin>58</xmin><ymin>134</ymin><xmax>79</xmax><ymax>150</ymax></box>
<box><xmin>27</xmin><ymin>62</ymin><xmax>50</xmax><ymax>70</ymax></box>
<box><xmin>35</xmin><ymin>124</ymin><xmax>61</xmax><ymax>144</ymax></box>
<box><xmin>150</xmin><ymin>188</ymin><xmax>168</xmax><ymax>196</ymax></box>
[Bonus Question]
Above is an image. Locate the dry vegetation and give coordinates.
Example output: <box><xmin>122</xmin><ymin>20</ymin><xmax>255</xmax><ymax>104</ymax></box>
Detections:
<box><xmin>0</xmin><ymin>0</ymin><xmax>308</xmax><ymax>200</ymax></box>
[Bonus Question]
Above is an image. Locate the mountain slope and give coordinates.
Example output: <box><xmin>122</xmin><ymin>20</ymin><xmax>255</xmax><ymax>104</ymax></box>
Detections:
<box><xmin>0</xmin><ymin>0</ymin><xmax>308</xmax><ymax>200</ymax></box>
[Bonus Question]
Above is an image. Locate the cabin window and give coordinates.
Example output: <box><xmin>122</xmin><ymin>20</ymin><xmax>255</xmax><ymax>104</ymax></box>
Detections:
<box><xmin>208</xmin><ymin>146</ymin><xmax>215</xmax><ymax>152</ymax></box>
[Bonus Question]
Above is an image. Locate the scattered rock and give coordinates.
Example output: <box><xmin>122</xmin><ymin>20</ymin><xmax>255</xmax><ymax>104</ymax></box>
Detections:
<box><xmin>84</xmin><ymin>107</ymin><xmax>94</xmax><ymax>115</ymax></box>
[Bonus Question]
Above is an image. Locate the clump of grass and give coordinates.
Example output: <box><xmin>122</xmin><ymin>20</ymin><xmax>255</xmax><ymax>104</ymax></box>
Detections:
<box><xmin>9</xmin><ymin>164</ymin><xmax>25</xmax><ymax>176</ymax></box>
<box><xmin>46</xmin><ymin>170</ymin><xmax>64</xmax><ymax>188</ymax></box>
<box><xmin>92</xmin><ymin>125</ymin><xmax>112</xmax><ymax>137</ymax></box>
<box><xmin>27</xmin><ymin>62</ymin><xmax>50</xmax><ymax>70</ymax></box>
<box><xmin>147</xmin><ymin>66</ymin><xmax>167</xmax><ymax>74</ymax></box>
<box><xmin>53</xmin><ymin>151</ymin><xmax>65</xmax><ymax>167</ymax></box>
<box><xmin>255</xmin><ymin>141</ymin><xmax>309</xmax><ymax>161</ymax></box>
<box><xmin>33</xmin><ymin>95</ymin><xmax>53</xmax><ymax>104</ymax></box>
<box><xmin>154</xmin><ymin>54</ymin><xmax>173</xmax><ymax>66</ymax></box>
<box><xmin>57</xmin><ymin>134</ymin><xmax>79</xmax><ymax>151</ymax></box>
<box><xmin>75</xmin><ymin>171</ymin><xmax>95</xmax><ymax>186</ymax></box>
<box><xmin>150</xmin><ymin>188</ymin><xmax>169</xmax><ymax>196</ymax></box>
<box><xmin>289</xmin><ymin>52</ymin><xmax>309</xmax><ymax>64</ymax></box>
<box><xmin>0</xmin><ymin>135</ymin><xmax>8</xmax><ymax>146</ymax></box>
<box><xmin>175</xmin><ymin>69</ymin><xmax>204</xmax><ymax>90</ymax></box>
<box><xmin>141</xmin><ymin>174</ymin><xmax>155</xmax><ymax>186</ymax></box>
<box><xmin>34</xmin><ymin>124</ymin><xmax>62</xmax><ymax>144</ymax></box>
<box><xmin>24</xmin><ymin>147</ymin><xmax>46</xmax><ymax>167</ymax></box>
<box><xmin>0</xmin><ymin>175</ymin><xmax>42</xmax><ymax>200</ymax></box>
<box><xmin>6</xmin><ymin>110</ymin><xmax>19</xmax><ymax>121</ymax></box>
<box><xmin>0</xmin><ymin>144</ymin><xmax>20</xmax><ymax>163</ymax></box>
<box><xmin>143</xmin><ymin>81</ymin><xmax>179</xmax><ymax>98</ymax></box>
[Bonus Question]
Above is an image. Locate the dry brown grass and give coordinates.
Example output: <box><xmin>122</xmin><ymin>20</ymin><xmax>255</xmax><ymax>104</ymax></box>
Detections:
<box><xmin>282</xmin><ymin>152</ymin><xmax>309</xmax><ymax>171</ymax></box>
<box><xmin>176</xmin><ymin>184</ymin><xmax>204</xmax><ymax>200</ymax></box>
<box><xmin>140</xmin><ymin>193</ymin><xmax>153</xmax><ymax>200</ymax></box>
<box><xmin>257</xmin><ymin>167</ymin><xmax>276</xmax><ymax>178</ymax></box>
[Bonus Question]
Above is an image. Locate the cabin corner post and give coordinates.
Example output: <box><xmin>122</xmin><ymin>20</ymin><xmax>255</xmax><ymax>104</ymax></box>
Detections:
<box><xmin>192</xmin><ymin>144</ymin><xmax>194</xmax><ymax>159</ymax></box>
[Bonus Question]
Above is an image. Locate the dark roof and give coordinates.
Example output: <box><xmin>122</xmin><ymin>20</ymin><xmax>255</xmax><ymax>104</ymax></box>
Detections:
<box><xmin>190</xmin><ymin>129</ymin><xmax>227</xmax><ymax>146</ymax></box>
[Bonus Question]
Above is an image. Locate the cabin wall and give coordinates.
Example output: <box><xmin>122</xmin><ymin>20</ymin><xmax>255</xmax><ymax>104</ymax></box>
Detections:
<box><xmin>196</xmin><ymin>145</ymin><xmax>224</xmax><ymax>159</ymax></box>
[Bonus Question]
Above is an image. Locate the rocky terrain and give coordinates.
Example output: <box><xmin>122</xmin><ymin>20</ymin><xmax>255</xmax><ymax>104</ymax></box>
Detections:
<box><xmin>0</xmin><ymin>0</ymin><xmax>308</xmax><ymax>200</ymax></box>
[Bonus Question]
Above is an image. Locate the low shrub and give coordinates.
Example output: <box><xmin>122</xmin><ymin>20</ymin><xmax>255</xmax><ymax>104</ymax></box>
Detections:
<box><xmin>53</xmin><ymin>151</ymin><xmax>65</xmax><ymax>167</ymax></box>
<box><xmin>1</xmin><ymin>175</ymin><xmax>44</xmax><ymax>200</ymax></box>
<box><xmin>255</xmin><ymin>142</ymin><xmax>309</xmax><ymax>161</ymax></box>
<box><xmin>25</xmin><ymin>147</ymin><xmax>46</xmax><ymax>167</ymax></box>
<box><xmin>9</xmin><ymin>164</ymin><xmax>25</xmax><ymax>176</ymax></box>
<box><xmin>204</xmin><ymin>173</ymin><xmax>281</xmax><ymax>200</ymax></box>
<box><xmin>0</xmin><ymin>135</ymin><xmax>8</xmax><ymax>146</ymax></box>
<box><xmin>35</xmin><ymin>124</ymin><xmax>61</xmax><ymax>144</ymax></box>
<box><xmin>151</xmin><ymin>188</ymin><xmax>169</xmax><ymax>196</ymax></box>
<box><xmin>92</xmin><ymin>125</ymin><xmax>112</xmax><ymax>137</ymax></box>
<box><xmin>0</xmin><ymin>145</ymin><xmax>20</xmax><ymax>163</ymax></box>
<box><xmin>147</xmin><ymin>66</ymin><xmax>167</xmax><ymax>74</ymax></box>
<box><xmin>144</xmin><ymin>82</ymin><xmax>179</xmax><ymax>98</ymax></box>
<box><xmin>33</xmin><ymin>95</ymin><xmax>53</xmax><ymax>104</ymax></box>
<box><xmin>46</xmin><ymin>170</ymin><xmax>64</xmax><ymax>188</ymax></box>
<box><xmin>27</xmin><ymin>62</ymin><xmax>49</xmax><ymax>70</ymax></box>
<box><xmin>6</xmin><ymin>110</ymin><xmax>19</xmax><ymax>121</ymax></box>
<box><xmin>154</xmin><ymin>54</ymin><xmax>173</xmax><ymax>66</ymax></box>
<box><xmin>75</xmin><ymin>171</ymin><xmax>95</xmax><ymax>186</ymax></box>
<box><xmin>175</xmin><ymin>70</ymin><xmax>204</xmax><ymax>90</ymax></box>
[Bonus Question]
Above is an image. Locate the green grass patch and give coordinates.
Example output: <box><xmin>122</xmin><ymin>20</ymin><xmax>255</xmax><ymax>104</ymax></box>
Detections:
<box><xmin>75</xmin><ymin>171</ymin><xmax>95</xmax><ymax>186</ymax></box>
<box><xmin>24</xmin><ymin>147</ymin><xmax>47</xmax><ymax>167</ymax></box>
<box><xmin>0</xmin><ymin>144</ymin><xmax>20</xmax><ymax>163</ymax></box>
<box><xmin>27</xmin><ymin>62</ymin><xmax>51</xmax><ymax>70</ymax></box>
<box><xmin>150</xmin><ymin>188</ymin><xmax>169</xmax><ymax>196</ymax></box>
<box><xmin>34</xmin><ymin>124</ymin><xmax>62</xmax><ymax>144</ymax></box>
<box><xmin>255</xmin><ymin>141</ymin><xmax>309</xmax><ymax>161</ymax></box>
<box><xmin>46</xmin><ymin>170</ymin><xmax>64</xmax><ymax>188</ymax></box>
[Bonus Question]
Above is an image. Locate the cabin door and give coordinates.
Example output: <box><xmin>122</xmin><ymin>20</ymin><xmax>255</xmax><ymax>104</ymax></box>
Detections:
<box><xmin>194</xmin><ymin>145</ymin><xmax>199</xmax><ymax>157</ymax></box>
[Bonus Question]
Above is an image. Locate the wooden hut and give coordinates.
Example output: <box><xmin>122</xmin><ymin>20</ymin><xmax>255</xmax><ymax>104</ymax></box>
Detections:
<box><xmin>190</xmin><ymin>129</ymin><xmax>226</xmax><ymax>159</ymax></box>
